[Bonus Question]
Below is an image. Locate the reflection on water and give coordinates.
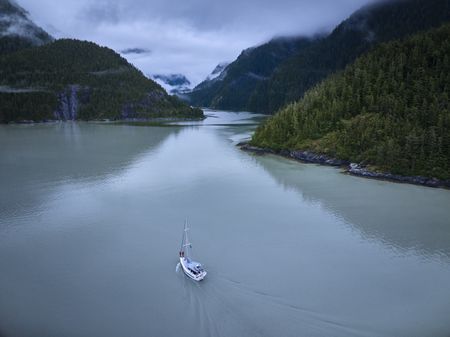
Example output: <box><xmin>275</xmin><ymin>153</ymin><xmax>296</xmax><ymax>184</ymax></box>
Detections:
<box><xmin>0</xmin><ymin>111</ymin><xmax>449</xmax><ymax>337</ymax></box>
<box><xmin>0</xmin><ymin>123</ymin><xmax>179</xmax><ymax>220</ymax></box>
<box><xmin>252</xmin><ymin>154</ymin><xmax>450</xmax><ymax>261</ymax></box>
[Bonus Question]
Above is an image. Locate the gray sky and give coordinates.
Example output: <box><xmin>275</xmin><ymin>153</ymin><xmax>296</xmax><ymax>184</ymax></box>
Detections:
<box><xmin>18</xmin><ymin>0</ymin><xmax>377</xmax><ymax>85</ymax></box>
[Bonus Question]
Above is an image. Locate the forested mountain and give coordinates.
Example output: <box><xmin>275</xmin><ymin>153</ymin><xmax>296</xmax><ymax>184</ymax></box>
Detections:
<box><xmin>0</xmin><ymin>39</ymin><xmax>203</xmax><ymax>122</ymax></box>
<box><xmin>188</xmin><ymin>36</ymin><xmax>314</xmax><ymax>110</ymax></box>
<box><xmin>189</xmin><ymin>0</ymin><xmax>450</xmax><ymax>113</ymax></box>
<box><xmin>251</xmin><ymin>24</ymin><xmax>450</xmax><ymax>179</ymax></box>
<box><xmin>0</xmin><ymin>0</ymin><xmax>53</xmax><ymax>55</ymax></box>
<box><xmin>248</xmin><ymin>0</ymin><xmax>450</xmax><ymax>113</ymax></box>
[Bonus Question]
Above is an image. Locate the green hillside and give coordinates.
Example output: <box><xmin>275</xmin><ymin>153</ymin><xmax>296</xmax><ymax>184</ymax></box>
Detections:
<box><xmin>0</xmin><ymin>39</ymin><xmax>203</xmax><ymax>122</ymax></box>
<box><xmin>248</xmin><ymin>0</ymin><xmax>450</xmax><ymax>113</ymax></box>
<box><xmin>251</xmin><ymin>24</ymin><xmax>450</xmax><ymax>179</ymax></box>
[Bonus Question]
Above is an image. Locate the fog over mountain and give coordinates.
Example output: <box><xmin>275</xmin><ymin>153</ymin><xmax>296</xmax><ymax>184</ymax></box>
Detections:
<box><xmin>151</xmin><ymin>73</ymin><xmax>191</xmax><ymax>96</ymax></box>
<box><xmin>16</xmin><ymin>0</ymin><xmax>378</xmax><ymax>85</ymax></box>
<box><xmin>0</xmin><ymin>0</ymin><xmax>52</xmax><ymax>46</ymax></box>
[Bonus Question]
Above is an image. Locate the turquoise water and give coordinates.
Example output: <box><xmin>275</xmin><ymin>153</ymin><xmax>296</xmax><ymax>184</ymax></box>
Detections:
<box><xmin>0</xmin><ymin>110</ymin><xmax>449</xmax><ymax>337</ymax></box>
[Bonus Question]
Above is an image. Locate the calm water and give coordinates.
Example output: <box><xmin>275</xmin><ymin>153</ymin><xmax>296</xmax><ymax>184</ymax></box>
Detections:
<box><xmin>1</xmin><ymin>110</ymin><xmax>450</xmax><ymax>337</ymax></box>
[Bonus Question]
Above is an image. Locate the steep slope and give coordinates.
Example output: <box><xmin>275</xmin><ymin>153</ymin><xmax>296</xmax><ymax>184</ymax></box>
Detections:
<box><xmin>188</xmin><ymin>37</ymin><xmax>314</xmax><ymax>110</ymax></box>
<box><xmin>0</xmin><ymin>0</ymin><xmax>52</xmax><ymax>55</ymax></box>
<box><xmin>251</xmin><ymin>24</ymin><xmax>450</xmax><ymax>180</ymax></box>
<box><xmin>186</xmin><ymin>62</ymin><xmax>229</xmax><ymax>104</ymax></box>
<box><xmin>248</xmin><ymin>0</ymin><xmax>450</xmax><ymax>113</ymax></box>
<box><xmin>192</xmin><ymin>62</ymin><xmax>229</xmax><ymax>92</ymax></box>
<box><xmin>205</xmin><ymin>62</ymin><xmax>229</xmax><ymax>82</ymax></box>
<box><xmin>0</xmin><ymin>39</ymin><xmax>203</xmax><ymax>122</ymax></box>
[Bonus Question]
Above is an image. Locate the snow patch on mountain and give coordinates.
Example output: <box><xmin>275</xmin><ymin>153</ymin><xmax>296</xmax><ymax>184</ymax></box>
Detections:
<box><xmin>206</xmin><ymin>62</ymin><xmax>230</xmax><ymax>81</ymax></box>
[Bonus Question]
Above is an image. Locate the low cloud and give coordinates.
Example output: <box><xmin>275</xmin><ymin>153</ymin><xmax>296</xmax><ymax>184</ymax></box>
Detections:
<box><xmin>17</xmin><ymin>0</ymin><xmax>379</xmax><ymax>84</ymax></box>
<box><xmin>120</xmin><ymin>47</ymin><xmax>151</xmax><ymax>55</ymax></box>
<box><xmin>0</xmin><ymin>12</ymin><xmax>50</xmax><ymax>44</ymax></box>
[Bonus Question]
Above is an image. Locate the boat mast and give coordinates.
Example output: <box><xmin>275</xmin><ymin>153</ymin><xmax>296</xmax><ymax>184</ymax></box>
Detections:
<box><xmin>180</xmin><ymin>220</ymin><xmax>186</xmax><ymax>254</ymax></box>
<box><xmin>183</xmin><ymin>219</ymin><xmax>192</xmax><ymax>258</ymax></box>
<box><xmin>180</xmin><ymin>219</ymin><xmax>192</xmax><ymax>257</ymax></box>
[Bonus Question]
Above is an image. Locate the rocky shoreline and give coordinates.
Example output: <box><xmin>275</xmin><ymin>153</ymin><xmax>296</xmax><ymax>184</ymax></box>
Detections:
<box><xmin>239</xmin><ymin>143</ymin><xmax>450</xmax><ymax>189</ymax></box>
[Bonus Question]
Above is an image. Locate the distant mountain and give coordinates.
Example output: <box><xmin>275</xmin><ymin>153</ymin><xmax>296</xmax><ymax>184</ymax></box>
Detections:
<box><xmin>249</xmin><ymin>0</ymin><xmax>450</xmax><ymax>113</ymax></box>
<box><xmin>189</xmin><ymin>62</ymin><xmax>229</xmax><ymax>95</ymax></box>
<box><xmin>251</xmin><ymin>24</ymin><xmax>450</xmax><ymax>180</ymax></box>
<box><xmin>187</xmin><ymin>37</ymin><xmax>314</xmax><ymax>110</ymax></box>
<box><xmin>152</xmin><ymin>73</ymin><xmax>191</xmax><ymax>96</ymax></box>
<box><xmin>0</xmin><ymin>39</ymin><xmax>203</xmax><ymax>122</ymax></box>
<box><xmin>0</xmin><ymin>0</ymin><xmax>53</xmax><ymax>55</ymax></box>
<box><xmin>206</xmin><ymin>62</ymin><xmax>229</xmax><ymax>81</ymax></box>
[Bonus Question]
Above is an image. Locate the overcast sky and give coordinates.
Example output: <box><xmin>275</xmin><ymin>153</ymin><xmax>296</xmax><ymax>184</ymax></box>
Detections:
<box><xmin>18</xmin><ymin>0</ymin><xmax>377</xmax><ymax>85</ymax></box>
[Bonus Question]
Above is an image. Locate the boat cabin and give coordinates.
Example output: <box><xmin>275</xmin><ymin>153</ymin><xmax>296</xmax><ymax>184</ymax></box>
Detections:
<box><xmin>185</xmin><ymin>258</ymin><xmax>204</xmax><ymax>275</ymax></box>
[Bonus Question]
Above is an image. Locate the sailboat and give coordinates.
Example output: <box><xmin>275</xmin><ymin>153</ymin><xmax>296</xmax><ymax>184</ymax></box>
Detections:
<box><xmin>179</xmin><ymin>220</ymin><xmax>207</xmax><ymax>281</ymax></box>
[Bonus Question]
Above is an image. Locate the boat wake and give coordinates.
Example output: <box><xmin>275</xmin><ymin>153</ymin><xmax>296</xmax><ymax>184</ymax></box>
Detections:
<box><xmin>192</xmin><ymin>272</ymin><xmax>373</xmax><ymax>337</ymax></box>
<box><xmin>175</xmin><ymin>262</ymin><xmax>180</xmax><ymax>273</ymax></box>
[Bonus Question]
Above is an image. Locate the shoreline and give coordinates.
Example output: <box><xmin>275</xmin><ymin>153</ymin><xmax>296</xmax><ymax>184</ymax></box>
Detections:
<box><xmin>3</xmin><ymin>116</ymin><xmax>207</xmax><ymax>125</ymax></box>
<box><xmin>238</xmin><ymin>143</ymin><xmax>450</xmax><ymax>189</ymax></box>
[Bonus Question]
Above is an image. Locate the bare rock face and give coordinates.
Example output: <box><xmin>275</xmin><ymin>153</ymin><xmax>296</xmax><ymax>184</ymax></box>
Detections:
<box><xmin>240</xmin><ymin>143</ymin><xmax>450</xmax><ymax>189</ymax></box>
<box><xmin>54</xmin><ymin>85</ymin><xmax>90</xmax><ymax>120</ymax></box>
<box><xmin>347</xmin><ymin>164</ymin><xmax>450</xmax><ymax>188</ymax></box>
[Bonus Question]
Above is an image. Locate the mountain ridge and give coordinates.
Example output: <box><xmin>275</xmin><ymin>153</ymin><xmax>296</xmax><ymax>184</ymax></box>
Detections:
<box><xmin>188</xmin><ymin>0</ymin><xmax>450</xmax><ymax>114</ymax></box>
<box><xmin>248</xmin><ymin>0</ymin><xmax>450</xmax><ymax>113</ymax></box>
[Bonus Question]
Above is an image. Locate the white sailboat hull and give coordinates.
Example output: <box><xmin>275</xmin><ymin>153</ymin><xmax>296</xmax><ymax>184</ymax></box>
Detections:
<box><xmin>180</xmin><ymin>257</ymin><xmax>207</xmax><ymax>281</ymax></box>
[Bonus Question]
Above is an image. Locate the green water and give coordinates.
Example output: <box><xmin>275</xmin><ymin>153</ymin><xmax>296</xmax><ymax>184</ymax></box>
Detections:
<box><xmin>0</xmin><ymin>110</ymin><xmax>449</xmax><ymax>337</ymax></box>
